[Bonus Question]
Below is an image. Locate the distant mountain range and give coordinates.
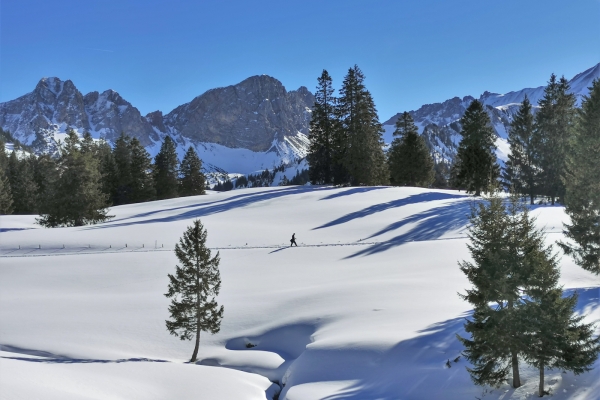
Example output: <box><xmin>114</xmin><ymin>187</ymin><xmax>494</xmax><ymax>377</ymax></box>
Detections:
<box><xmin>1</xmin><ymin>63</ymin><xmax>598</xmax><ymax>176</ymax></box>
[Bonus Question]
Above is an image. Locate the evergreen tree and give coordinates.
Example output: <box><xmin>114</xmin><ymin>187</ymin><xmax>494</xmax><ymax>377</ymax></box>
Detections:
<box><xmin>129</xmin><ymin>137</ymin><xmax>156</xmax><ymax>203</ymax></box>
<box><xmin>0</xmin><ymin>141</ymin><xmax>13</xmax><ymax>214</ymax></box>
<box><xmin>522</xmin><ymin>249</ymin><xmax>600</xmax><ymax>397</ymax></box>
<box><xmin>308</xmin><ymin>70</ymin><xmax>337</xmax><ymax>185</ymax></box>
<box><xmin>7</xmin><ymin>152</ymin><xmax>38</xmax><ymax>214</ymax></box>
<box><xmin>165</xmin><ymin>219</ymin><xmax>224</xmax><ymax>362</ymax></box>
<box><xmin>37</xmin><ymin>129</ymin><xmax>112</xmax><ymax>227</ymax></box>
<box><xmin>31</xmin><ymin>154</ymin><xmax>59</xmax><ymax>214</ymax></box>
<box><xmin>154</xmin><ymin>136</ymin><xmax>179</xmax><ymax>200</ymax></box>
<box><xmin>388</xmin><ymin>112</ymin><xmax>434</xmax><ymax>187</ymax></box>
<box><xmin>452</xmin><ymin>100</ymin><xmax>499</xmax><ymax>196</ymax></box>
<box><xmin>112</xmin><ymin>133</ymin><xmax>133</xmax><ymax>205</ymax></box>
<box><xmin>96</xmin><ymin>139</ymin><xmax>118</xmax><ymax>205</ymax></box>
<box><xmin>534</xmin><ymin>74</ymin><xmax>576</xmax><ymax>205</ymax></box>
<box><xmin>503</xmin><ymin>96</ymin><xmax>539</xmax><ymax>204</ymax></box>
<box><xmin>335</xmin><ymin>65</ymin><xmax>388</xmax><ymax>186</ymax></box>
<box><xmin>179</xmin><ymin>146</ymin><xmax>206</xmax><ymax>197</ymax></box>
<box><xmin>458</xmin><ymin>194</ymin><xmax>548</xmax><ymax>388</ymax></box>
<box><xmin>560</xmin><ymin>79</ymin><xmax>600</xmax><ymax>274</ymax></box>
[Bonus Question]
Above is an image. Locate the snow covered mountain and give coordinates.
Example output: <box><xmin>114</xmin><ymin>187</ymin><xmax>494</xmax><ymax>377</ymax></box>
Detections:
<box><xmin>1</xmin><ymin>63</ymin><xmax>597</xmax><ymax>176</ymax></box>
<box><xmin>0</xmin><ymin>76</ymin><xmax>314</xmax><ymax>176</ymax></box>
<box><xmin>383</xmin><ymin>62</ymin><xmax>600</xmax><ymax>165</ymax></box>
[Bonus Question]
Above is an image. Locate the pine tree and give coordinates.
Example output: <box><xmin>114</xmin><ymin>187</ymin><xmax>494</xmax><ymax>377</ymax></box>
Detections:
<box><xmin>458</xmin><ymin>194</ymin><xmax>548</xmax><ymax>388</ymax></box>
<box><xmin>7</xmin><ymin>152</ymin><xmax>38</xmax><ymax>214</ymax></box>
<box><xmin>154</xmin><ymin>136</ymin><xmax>179</xmax><ymax>200</ymax></box>
<box><xmin>335</xmin><ymin>65</ymin><xmax>388</xmax><ymax>186</ymax></box>
<box><xmin>452</xmin><ymin>100</ymin><xmax>500</xmax><ymax>196</ymax></box>
<box><xmin>165</xmin><ymin>219</ymin><xmax>224</xmax><ymax>362</ymax></box>
<box><xmin>0</xmin><ymin>141</ymin><xmax>13</xmax><ymax>214</ymax></box>
<box><xmin>534</xmin><ymin>74</ymin><xmax>576</xmax><ymax>205</ymax></box>
<box><xmin>31</xmin><ymin>154</ymin><xmax>59</xmax><ymax>214</ymax></box>
<box><xmin>560</xmin><ymin>79</ymin><xmax>600</xmax><ymax>274</ymax></box>
<box><xmin>96</xmin><ymin>139</ymin><xmax>118</xmax><ymax>205</ymax></box>
<box><xmin>522</xmin><ymin>249</ymin><xmax>600</xmax><ymax>397</ymax></box>
<box><xmin>112</xmin><ymin>133</ymin><xmax>133</xmax><ymax>205</ymax></box>
<box><xmin>179</xmin><ymin>146</ymin><xmax>206</xmax><ymax>197</ymax></box>
<box><xmin>37</xmin><ymin>129</ymin><xmax>112</xmax><ymax>227</ymax></box>
<box><xmin>129</xmin><ymin>137</ymin><xmax>156</xmax><ymax>203</ymax></box>
<box><xmin>388</xmin><ymin>112</ymin><xmax>434</xmax><ymax>187</ymax></box>
<box><xmin>308</xmin><ymin>70</ymin><xmax>337</xmax><ymax>185</ymax></box>
<box><xmin>503</xmin><ymin>96</ymin><xmax>539</xmax><ymax>204</ymax></box>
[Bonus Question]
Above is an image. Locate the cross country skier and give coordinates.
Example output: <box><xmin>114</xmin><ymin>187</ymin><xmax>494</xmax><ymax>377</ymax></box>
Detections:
<box><xmin>290</xmin><ymin>233</ymin><xmax>298</xmax><ymax>247</ymax></box>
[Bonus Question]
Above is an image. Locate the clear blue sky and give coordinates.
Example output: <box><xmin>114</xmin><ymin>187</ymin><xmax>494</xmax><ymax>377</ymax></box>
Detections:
<box><xmin>1</xmin><ymin>0</ymin><xmax>599</xmax><ymax>121</ymax></box>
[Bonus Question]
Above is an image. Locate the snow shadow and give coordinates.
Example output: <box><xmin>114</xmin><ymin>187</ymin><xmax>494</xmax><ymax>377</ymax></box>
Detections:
<box><xmin>281</xmin><ymin>315</ymin><xmax>470</xmax><ymax>400</ymax></box>
<box><xmin>87</xmin><ymin>186</ymin><xmax>330</xmax><ymax>230</ymax></box>
<box><xmin>314</xmin><ymin>192</ymin><xmax>466</xmax><ymax>230</ymax></box>
<box><xmin>319</xmin><ymin>187</ymin><xmax>387</xmax><ymax>201</ymax></box>
<box><xmin>564</xmin><ymin>286</ymin><xmax>600</xmax><ymax>316</ymax></box>
<box><xmin>346</xmin><ymin>199</ymin><xmax>472</xmax><ymax>258</ymax></box>
<box><xmin>0</xmin><ymin>345</ymin><xmax>168</xmax><ymax>364</ymax></box>
<box><xmin>0</xmin><ymin>228</ymin><xmax>34</xmax><ymax>233</ymax></box>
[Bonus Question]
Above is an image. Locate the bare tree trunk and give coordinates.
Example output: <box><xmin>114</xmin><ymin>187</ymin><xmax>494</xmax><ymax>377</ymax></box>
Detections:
<box><xmin>190</xmin><ymin>327</ymin><xmax>200</xmax><ymax>362</ymax></box>
<box><xmin>538</xmin><ymin>364</ymin><xmax>545</xmax><ymax>397</ymax></box>
<box><xmin>190</xmin><ymin>253</ymin><xmax>201</xmax><ymax>363</ymax></box>
<box><xmin>511</xmin><ymin>351</ymin><xmax>521</xmax><ymax>388</ymax></box>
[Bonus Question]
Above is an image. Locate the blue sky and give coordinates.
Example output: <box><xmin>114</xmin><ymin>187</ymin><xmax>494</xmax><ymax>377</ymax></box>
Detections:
<box><xmin>1</xmin><ymin>0</ymin><xmax>598</xmax><ymax>121</ymax></box>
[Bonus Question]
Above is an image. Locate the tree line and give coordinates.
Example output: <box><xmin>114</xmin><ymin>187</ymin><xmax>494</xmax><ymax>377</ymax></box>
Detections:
<box><xmin>0</xmin><ymin>129</ymin><xmax>207</xmax><ymax>226</ymax></box>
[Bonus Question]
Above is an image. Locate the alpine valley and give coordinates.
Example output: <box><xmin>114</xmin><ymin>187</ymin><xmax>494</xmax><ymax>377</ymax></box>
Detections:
<box><xmin>1</xmin><ymin>63</ymin><xmax>598</xmax><ymax>182</ymax></box>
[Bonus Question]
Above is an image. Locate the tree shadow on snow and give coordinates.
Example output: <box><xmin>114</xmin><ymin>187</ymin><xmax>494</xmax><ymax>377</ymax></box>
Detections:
<box><xmin>319</xmin><ymin>187</ymin><xmax>388</xmax><ymax>201</ymax></box>
<box><xmin>0</xmin><ymin>345</ymin><xmax>168</xmax><ymax>364</ymax></box>
<box><xmin>85</xmin><ymin>186</ymin><xmax>333</xmax><ymax>230</ymax></box>
<box><xmin>314</xmin><ymin>192</ymin><xmax>466</xmax><ymax>231</ymax></box>
<box><xmin>345</xmin><ymin>199</ymin><xmax>473</xmax><ymax>258</ymax></box>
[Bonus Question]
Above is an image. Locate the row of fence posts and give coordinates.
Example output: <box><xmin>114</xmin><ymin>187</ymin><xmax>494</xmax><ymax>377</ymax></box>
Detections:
<box><xmin>10</xmin><ymin>243</ymin><xmax>165</xmax><ymax>251</ymax></box>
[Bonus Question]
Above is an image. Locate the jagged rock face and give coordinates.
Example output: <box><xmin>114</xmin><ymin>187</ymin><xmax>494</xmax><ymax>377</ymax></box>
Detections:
<box><xmin>0</xmin><ymin>78</ymin><xmax>90</xmax><ymax>144</ymax></box>
<box><xmin>162</xmin><ymin>75</ymin><xmax>314</xmax><ymax>152</ymax></box>
<box><xmin>83</xmin><ymin>90</ymin><xmax>159</xmax><ymax>146</ymax></box>
<box><xmin>0</xmin><ymin>77</ymin><xmax>158</xmax><ymax>147</ymax></box>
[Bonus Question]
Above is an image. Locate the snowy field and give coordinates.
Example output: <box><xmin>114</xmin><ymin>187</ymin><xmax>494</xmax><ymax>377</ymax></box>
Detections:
<box><xmin>0</xmin><ymin>186</ymin><xmax>598</xmax><ymax>399</ymax></box>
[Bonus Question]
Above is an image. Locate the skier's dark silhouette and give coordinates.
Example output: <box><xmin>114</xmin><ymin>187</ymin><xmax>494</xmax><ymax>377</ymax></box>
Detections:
<box><xmin>290</xmin><ymin>233</ymin><xmax>298</xmax><ymax>247</ymax></box>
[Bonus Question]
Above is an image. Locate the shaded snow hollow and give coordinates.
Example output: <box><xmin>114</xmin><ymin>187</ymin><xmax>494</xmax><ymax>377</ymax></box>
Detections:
<box><xmin>0</xmin><ymin>186</ymin><xmax>598</xmax><ymax>399</ymax></box>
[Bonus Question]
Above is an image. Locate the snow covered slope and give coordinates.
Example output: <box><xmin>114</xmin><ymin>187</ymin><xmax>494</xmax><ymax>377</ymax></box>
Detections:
<box><xmin>1</xmin><ymin>186</ymin><xmax>598</xmax><ymax>399</ymax></box>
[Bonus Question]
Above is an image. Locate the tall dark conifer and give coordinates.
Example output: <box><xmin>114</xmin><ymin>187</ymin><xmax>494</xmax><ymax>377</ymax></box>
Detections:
<box><xmin>534</xmin><ymin>74</ymin><xmax>576</xmax><ymax>205</ymax></box>
<box><xmin>129</xmin><ymin>137</ymin><xmax>156</xmax><ymax>203</ymax></box>
<box><xmin>165</xmin><ymin>219</ymin><xmax>224</xmax><ymax>362</ymax></box>
<box><xmin>0</xmin><ymin>141</ymin><xmax>13</xmax><ymax>214</ymax></box>
<box><xmin>560</xmin><ymin>79</ymin><xmax>600</xmax><ymax>274</ymax></box>
<box><xmin>179</xmin><ymin>146</ymin><xmax>206</xmax><ymax>197</ymax></box>
<box><xmin>452</xmin><ymin>100</ymin><xmax>499</xmax><ymax>196</ymax></box>
<box><xmin>112</xmin><ymin>133</ymin><xmax>133</xmax><ymax>205</ymax></box>
<box><xmin>308</xmin><ymin>70</ymin><xmax>337</xmax><ymax>185</ymax></box>
<box><xmin>7</xmin><ymin>152</ymin><xmax>38</xmax><ymax>214</ymax></box>
<box><xmin>154</xmin><ymin>136</ymin><xmax>179</xmax><ymax>200</ymax></box>
<box><xmin>388</xmin><ymin>112</ymin><xmax>434</xmax><ymax>187</ymax></box>
<box><xmin>503</xmin><ymin>96</ymin><xmax>538</xmax><ymax>204</ymax></box>
<box><xmin>336</xmin><ymin>65</ymin><xmax>388</xmax><ymax>186</ymax></box>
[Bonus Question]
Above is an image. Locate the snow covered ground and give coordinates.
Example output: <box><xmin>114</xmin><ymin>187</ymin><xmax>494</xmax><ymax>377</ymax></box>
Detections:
<box><xmin>0</xmin><ymin>186</ymin><xmax>598</xmax><ymax>399</ymax></box>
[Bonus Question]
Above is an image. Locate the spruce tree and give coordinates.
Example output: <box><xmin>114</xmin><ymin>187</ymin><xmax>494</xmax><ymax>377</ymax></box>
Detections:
<box><xmin>7</xmin><ymin>152</ymin><xmax>39</xmax><ymax>214</ymax></box>
<box><xmin>96</xmin><ymin>139</ymin><xmax>118</xmax><ymax>205</ymax></box>
<box><xmin>37</xmin><ymin>129</ymin><xmax>112</xmax><ymax>227</ymax></box>
<box><xmin>458</xmin><ymin>194</ymin><xmax>548</xmax><ymax>388</ymax></box>
<box><xmin>336</xmin><ymin>65</ymin><xmax>388</xmax><ymax>186</ymax></box>
<box><xmin>179</xmin><ymin>146</ymin><xmax>206</xmax><ymax>197</ymax></box>
<box><xmin>0</xmin><ymin>142</ymin><xmax>13</xmax><ymax>214</ymax></box>
<box><xmin>503</xmin><ymin>96</ymin><xmax>539</xmax><ymax>204</ymax></box>
<box><xmin>534</xmin><ymin>74</ymin><xmax>576</xmax><ymax>205</ymax></box>
<box><xmin>129</xmin><ymin>137</ymin><xmax>156</xmax><ymax>203</ymax></box>
<box><xmin>31</xmin><ymin>154</ymin><xmax>59</xmax><ymax>215</ymax></box>
<box><xmin>154</xmin><ymin>136</ymin><xmax>180</xmax><ymax>200</ymax></box>
<box><xmin>165</xmin><ymin>219</ymin><xmax>224</xmax><ymax>362</ymax></box>
<box><xmin>308</xmin><ymin>70</ymin><xmax>337</xmax><ymax>185</ymax></box>
<box><xmin>112</xmin><ymin>133</ymin><xmax>133</xmax><ymax>205</ymax></box>
<box><xmin>388</xmin><ymin>112</ymin><xmax>434</xmax><ymax>187</ymax></box>
<box><xmin>560</xmin><ymin>79</ymin><xmax>600</xmax><ymax>274</ymax></box>
<box><xmin>452</xmin><ymin>100</ymin><xmax>499</xmax><ymax>196</ymax></box>
<box><xmin>522</xmin><ymin>249</ymin><xmax>600</xmax><ymax>397</ymax></box>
